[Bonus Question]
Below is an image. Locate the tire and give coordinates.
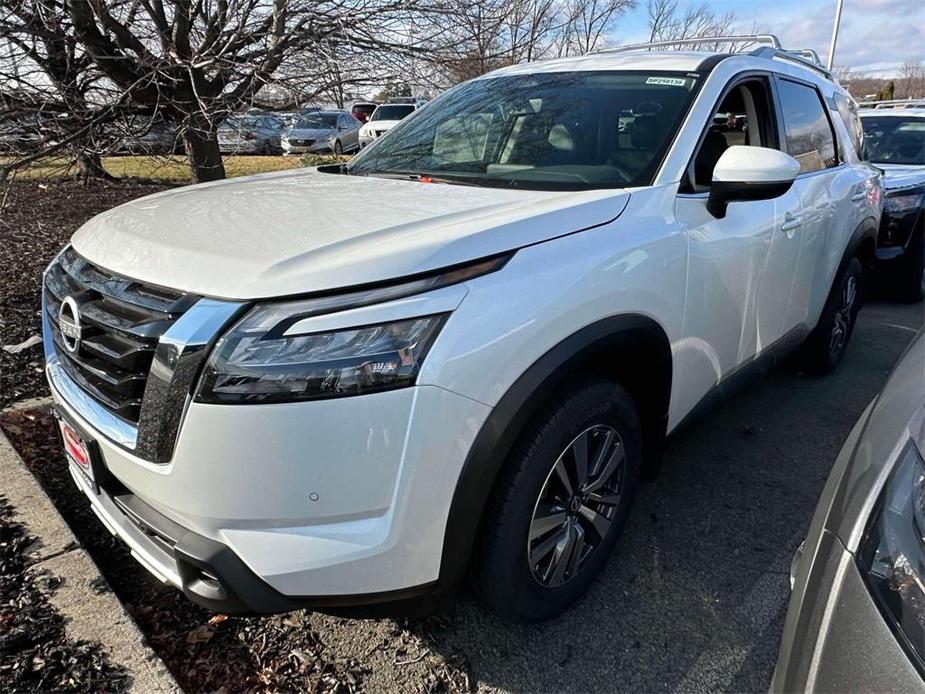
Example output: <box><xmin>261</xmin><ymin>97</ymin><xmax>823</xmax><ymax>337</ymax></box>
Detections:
<box><xmin>800</xmin><ymin>256</ymin><xmax>864</xmax><ymax>376</ymax></box>
<box><xmin>333</xmin><ymin>140</ymin><xmax>343</xmax><ymax>155</ymax></box>
<box><xmin>896</xmin><ymin>228</ymin><xmax>924</xmax><ymax>303</ymax></box>
<box><xmin>476</xmin><ymin>378</ymin><xmax>643</xmax><ymax>621</ymax></box>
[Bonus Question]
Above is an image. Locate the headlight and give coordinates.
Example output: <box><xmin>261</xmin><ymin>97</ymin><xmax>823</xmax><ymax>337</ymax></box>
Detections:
<box><xmin>195</xmin><ymin>254</ymin><xmax>508</xmax><ymax>404</ymax></box>
<box><xmin>884</xmin><ymin>192</ymin><xmax>924</xmax><ymax>214</ymax></box>
<box><xmin>859</xmin><ymin>441</ymin><xmax>925</xmax><ymax>669</ymax></box>
<box><xmin>197</xmin><ymin>313</ymin><xmax>446</xmax><ymax>404</ymax></box>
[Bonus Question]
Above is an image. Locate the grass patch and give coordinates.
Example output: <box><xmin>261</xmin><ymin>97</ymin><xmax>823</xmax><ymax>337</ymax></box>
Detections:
<box><xmin>4</xmin><ymin>153</ymin><xmax>350</xmax><ymax>184</ymax></box>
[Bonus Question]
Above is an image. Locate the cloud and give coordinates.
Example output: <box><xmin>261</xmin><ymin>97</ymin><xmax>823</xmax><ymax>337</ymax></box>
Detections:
<box><xmin>760</xmin><ymin>0</ymin><xmax>925</xmax><ymax>74</ymax></box>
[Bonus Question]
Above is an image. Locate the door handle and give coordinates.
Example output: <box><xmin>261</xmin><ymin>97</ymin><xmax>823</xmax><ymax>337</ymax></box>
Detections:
<box><xmin>780</xmin><ymin>213</ymin><xmax>802</xmax><ymax>233</ymax></box>
<box><xmin>851</xmin><ymin>191</ymin><xmax>867</xmax><ymax>202</ymax></box>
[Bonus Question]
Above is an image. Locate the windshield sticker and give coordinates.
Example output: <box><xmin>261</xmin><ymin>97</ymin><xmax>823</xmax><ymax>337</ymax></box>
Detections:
<box><xmin>645</xmin><ymin>76</ymin><xmax>689</xmax><ymax>87</ymax></box>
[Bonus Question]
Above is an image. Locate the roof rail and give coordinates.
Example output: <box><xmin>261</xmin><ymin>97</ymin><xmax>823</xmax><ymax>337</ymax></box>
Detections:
<box><xmin>590</xmin><ymin>34</ymin><xmax>835</xmax><ymax>81</ymax></box>
<box><xmin>859</xmin><ymin>98</ymin><xmax>925</xmax><ymax>109</ymax></box>
<box><xmin>748</xmin><ymin>46</ymin><xmax>832</xmax><ymax>80</ymax></box>
<box><xmin>594</xmin><ymin>34</ymin><xmax>782</xmax><ymax>54</ymax></box>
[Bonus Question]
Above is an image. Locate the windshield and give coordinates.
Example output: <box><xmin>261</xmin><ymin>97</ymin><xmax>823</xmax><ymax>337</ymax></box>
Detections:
<box><xmin>347</xmin><ymin>72</ymin><xmax>699</xmax><ymax>190</ymax></box>
<box><xmin>862</xmin><ymin>116</ymin><xmax>925</xmax><ymax>165</ymax></box>
<box><xmin>370</xmin><ymin>105</ymin><xmax>415</xmax><ymax>122</ymax></box>
<box><xmin>297</xmin><ymin>113</ymin><xmax>338</xmax><ymax>129</ymax></box>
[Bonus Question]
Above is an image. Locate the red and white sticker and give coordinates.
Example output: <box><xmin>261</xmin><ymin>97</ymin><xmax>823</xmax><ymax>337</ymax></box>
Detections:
<box><xmin>60</xmin><ymin>421</ymin><xmax>92</xmax><ymax>481</ymax></box>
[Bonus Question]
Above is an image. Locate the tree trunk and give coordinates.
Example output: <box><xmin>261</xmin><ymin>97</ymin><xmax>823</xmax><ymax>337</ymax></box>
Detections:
<box><xmin>76</xmin><ymin>150</ymin><xmax>112</xmax><ymax>180</ymax></box>
<box><xmin>182</xmin><ymin>122</ymin><xmax>225</xmax><ymax>183</ymax></box>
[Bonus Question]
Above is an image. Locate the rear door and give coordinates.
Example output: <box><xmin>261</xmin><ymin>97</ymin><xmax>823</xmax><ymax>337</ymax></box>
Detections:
<box><xmin>772</xmin><ymin>77</ymin><xmax>868</xmax><ymax>331</ymax></box>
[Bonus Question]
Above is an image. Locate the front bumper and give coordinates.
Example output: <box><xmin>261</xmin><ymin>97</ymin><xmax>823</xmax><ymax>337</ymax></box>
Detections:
<box><xmin>48</xmin><ymin>361</ymin><xmax>491</xmax><ymax>613</ymax></box>
<box><xmin>875</xmin><ymin>207</ymin><xmax>923</xmax><ymax>263</ymax></box>
<box><xmin>282</xmin><ymin>141</ymin><xmax>332</xmax><ymax>154</ymax></box>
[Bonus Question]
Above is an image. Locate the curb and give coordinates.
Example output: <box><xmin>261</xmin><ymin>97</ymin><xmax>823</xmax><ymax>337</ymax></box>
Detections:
<box><xmin>0</xmin><ymin>428</ymin><xmax>179</xmax><ymax>693</ymax></box>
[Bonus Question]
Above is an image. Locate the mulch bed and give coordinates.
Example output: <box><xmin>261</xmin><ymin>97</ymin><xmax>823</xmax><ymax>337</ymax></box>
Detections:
<box><xmin>0</xmin><ymin>180</ymin><xmax>170</xmax><ymax>410</ymax></box>
<box><xmin>0</xmin><ymin>493</ymin><xmax>129</xmax><ymax>692</ymax></box>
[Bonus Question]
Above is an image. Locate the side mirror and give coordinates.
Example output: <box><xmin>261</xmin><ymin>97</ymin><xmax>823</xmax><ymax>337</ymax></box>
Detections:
<box><xmin>707</xmin><ymin>145</ymin><xmax>801</xmax><ymax>218</ymax></box>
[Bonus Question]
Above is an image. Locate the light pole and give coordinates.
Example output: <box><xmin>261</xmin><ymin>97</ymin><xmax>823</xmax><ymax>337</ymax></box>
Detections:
<box><xmin>827</xmin><ymin>0</ymin><xmax>845</xmax><ymax>70</ymax></box>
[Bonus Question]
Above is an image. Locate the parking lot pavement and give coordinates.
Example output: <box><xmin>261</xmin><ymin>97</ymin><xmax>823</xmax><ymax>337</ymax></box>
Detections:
<box><xmin>431</xmin><ymin>298</ymin><xmax>923</xmax><ymax>693</ymax></box>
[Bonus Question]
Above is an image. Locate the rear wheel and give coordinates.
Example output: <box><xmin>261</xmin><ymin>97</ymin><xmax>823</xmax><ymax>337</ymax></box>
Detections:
<box><xmin>800</xmin><ymin>256</ymin><xmax>864</xmax><ymax>375</ymax></box>
<box><xmin>476</xmin><ymin>378</ymin><xmax>642</xmax><ymax>621</ymax></box>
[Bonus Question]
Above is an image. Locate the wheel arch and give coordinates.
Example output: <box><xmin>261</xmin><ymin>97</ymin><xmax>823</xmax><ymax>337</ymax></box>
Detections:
<box><xmin>845</xmin><ymin>216</ymin><xmax>878</xmax><ymax>276</ymax></box>
<box><xmin>437</xmin><ymin>313</ymin><xmax>672</xmax><ymax>592</ymax></box>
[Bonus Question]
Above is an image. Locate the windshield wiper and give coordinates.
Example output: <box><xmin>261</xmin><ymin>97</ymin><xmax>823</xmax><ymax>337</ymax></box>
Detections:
<box><xmin>349</xmin><ymin>171</ymin><xmax>484</xmax><ymax>187</ymax></box>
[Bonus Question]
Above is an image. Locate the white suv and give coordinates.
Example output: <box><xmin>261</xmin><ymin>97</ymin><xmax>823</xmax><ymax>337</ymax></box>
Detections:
<box><xmin>357</xmin><ymin>101</ymin><xmax>422</xmax><ymax>148</ymax></box>
<box><xmin>44</xmin><ymin>36</ymin><xmax>881</xmax><ymax>621</ymax></box>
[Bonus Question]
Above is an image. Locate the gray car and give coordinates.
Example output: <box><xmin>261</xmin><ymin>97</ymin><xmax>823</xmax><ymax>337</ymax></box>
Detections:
<box><xmin>217</xmin><ymin>114</ymin><xmax>284</xmax><ymax>155</ymax></box>
<box><xmin>280</xmin><ymin>110</ymin><xmax>361</xmax><ymax>155</ymax></box>
<box><xmin>773</xmin><ymin>328</ymin><xmax>925</xmax><ymax>691</ymax></box>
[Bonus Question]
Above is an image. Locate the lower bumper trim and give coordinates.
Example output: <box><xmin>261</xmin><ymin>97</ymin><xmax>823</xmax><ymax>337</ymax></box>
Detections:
<box><xmin>72</xmin><ymin>462</ymin><xmax>448</xmax><ymax>616</ymax></box>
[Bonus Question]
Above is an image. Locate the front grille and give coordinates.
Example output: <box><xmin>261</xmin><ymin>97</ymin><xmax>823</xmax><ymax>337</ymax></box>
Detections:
<box><xmin>44</xmin><ymin>247</ymin><xmax>197</xmax><ymax>424</ymax></box>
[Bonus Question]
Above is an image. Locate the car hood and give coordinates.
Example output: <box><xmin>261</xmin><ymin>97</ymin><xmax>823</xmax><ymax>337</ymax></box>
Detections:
<box><xmin>284</xmin><ymin>128</ymin><xmax>334</xmax><ymax>140</ymax></box>
<box><xmin>877</xmin><ymin>163</ymin><xmax>925</xmax><ymax>192</ymax></box>
<box><xmin>71</xmin><ymin>167</ymin><xmax>631</xmax><ymax>300</ymax></box>
<box><xmin>366</xmin><ymin>120</ymin><xmax>402</xmax><ymax>130</ymax></box>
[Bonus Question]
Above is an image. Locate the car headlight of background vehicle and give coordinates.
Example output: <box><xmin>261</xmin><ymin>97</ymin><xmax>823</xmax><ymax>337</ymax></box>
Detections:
<box><xmin>860</xmin><ymin>440</ymin><xmax>925</xmax><ymax>670</ymax></box>
<box><xmin>884</xmin><ymin>190</ymin><xmax>924</xmax><ymax>214</ymax></box>
<box><xmin>197</xmin><ymin>311</ymin><xmax>446</xmax><ymax>404</ymax></box>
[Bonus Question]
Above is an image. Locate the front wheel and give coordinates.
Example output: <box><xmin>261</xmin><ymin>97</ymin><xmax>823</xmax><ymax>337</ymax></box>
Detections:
<box><xmin>333</xmin><ymin>140</ymin><xmax>343</xmax><ymax>155</ymax></box>
<box><xmin>800</xmin><ymin>256</ymin><xmax>864</xmax><ymax>375</ymax></box>
<box><xmin>476</xmin><ymin>378</ymin><xmax>642</xmax><ymax>621</ymax></box>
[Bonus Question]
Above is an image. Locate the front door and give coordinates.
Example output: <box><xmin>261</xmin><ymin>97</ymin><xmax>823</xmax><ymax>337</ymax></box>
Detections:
<box><xmin>674</xmin><ymin>75</ymin><xmax>800</xmax><ymax>415</ymax></box>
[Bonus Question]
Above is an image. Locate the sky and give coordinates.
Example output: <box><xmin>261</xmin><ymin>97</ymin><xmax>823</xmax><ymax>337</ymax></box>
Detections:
<box><xmin>612</xmin><ymin>0</ymin><xmax>925</xmax><ymax>76</ymax></box>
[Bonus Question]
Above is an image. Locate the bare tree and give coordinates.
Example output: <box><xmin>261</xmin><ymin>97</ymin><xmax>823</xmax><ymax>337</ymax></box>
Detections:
<box><xmin>557</xmin><ymin>0</ymin><xmax>636</xmax><ymax>56</ymax></box>
<box><xmin>5</xmin><ymin>0</ymin><xmax>443</xmax><ymax>183</ymax></box>
<box><xmin>0</xmin><ymin>1</ymin><xmax>122</xmax><ymax>179</ymax></box>
<box><xmin>503</xmin><ymin>0</ymin><xmax>559</xmax><ymax>64</ymax></box>
<box><xmin>899</xmin><ymin>61</ymin><xmax>925</xmax><ymax>99</ymax></box>
<box><xmin>646</xmin><ymin>0</ymin><xmax>736</xmax><ymax>45</ymax></box>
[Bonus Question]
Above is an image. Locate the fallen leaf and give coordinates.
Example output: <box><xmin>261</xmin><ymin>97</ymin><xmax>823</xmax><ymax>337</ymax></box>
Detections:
<box><xmin>186</xmin><ymin>625</ymin><xmax>214</xmax><ymax>644</ymax></box>
<box><xmin>3</xmin><ymin>335</ymin><xmax>42</xmax><ymax>354</ymax></box>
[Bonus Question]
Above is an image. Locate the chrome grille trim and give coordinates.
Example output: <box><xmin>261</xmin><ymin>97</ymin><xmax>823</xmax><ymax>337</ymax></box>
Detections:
<box><xmin>43</xmin><ymin>247</ymin><xmax>244</xmax><ymax>463</ymax></box>
<box><xmin>43</xmin><ymin>247</ymin><xmax>194</xmax><ymax>423</ymax></box>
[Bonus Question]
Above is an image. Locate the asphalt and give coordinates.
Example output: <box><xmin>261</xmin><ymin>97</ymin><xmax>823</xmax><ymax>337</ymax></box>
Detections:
<box><xmin>433</xmin><ymin>296</ymin><xmax>924</xmax><ymax>693</ymax></box>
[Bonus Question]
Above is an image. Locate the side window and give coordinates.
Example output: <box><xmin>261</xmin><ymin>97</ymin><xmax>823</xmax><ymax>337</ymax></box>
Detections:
<box><xmin>777</xmin><ymin>79</ymin><xmax>838</xmax><ymax>173</ymax></box>
<box><xmin>834</xmin><ymin>92</ymin><xmax>864</xmax><ymax>159</ymax></box>
<box><xmin>688</xmin><ymin>78</ymin><xmax>777</xmax><ymax>192</ymax></box>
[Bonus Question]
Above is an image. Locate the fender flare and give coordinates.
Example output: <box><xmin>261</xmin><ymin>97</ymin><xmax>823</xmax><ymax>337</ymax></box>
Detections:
<box><xmin>840</xmin><ymin>217</ymin><xmax>879</xmax><ymax>277</ymax></box>
<box><xmin>435</xmin><ymin>313</ymin><xmax>672</xmax><ymax>592</ymax></box>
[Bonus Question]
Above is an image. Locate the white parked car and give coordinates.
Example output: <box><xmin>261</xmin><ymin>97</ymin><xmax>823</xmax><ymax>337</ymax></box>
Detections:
<box><xmin>358</xmin><ymin>102</ymin><xmax>420</xmax><ymax>148</ymax></box>
<box><xmin>44</xmin><ymin>35</ymin><xmax>881</xmax><ymax>621</ymax></box>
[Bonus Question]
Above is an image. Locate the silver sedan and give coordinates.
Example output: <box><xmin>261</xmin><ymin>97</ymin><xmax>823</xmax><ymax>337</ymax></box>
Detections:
<box><xmin>280</xmin><ymin>111</ymin><xmax>361</xmax><ymax>156</ymax></box>
<box><xmin>773</xmin><ymin>328</ymin><xmax>925</xmax><ymax>691</ymax></box>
